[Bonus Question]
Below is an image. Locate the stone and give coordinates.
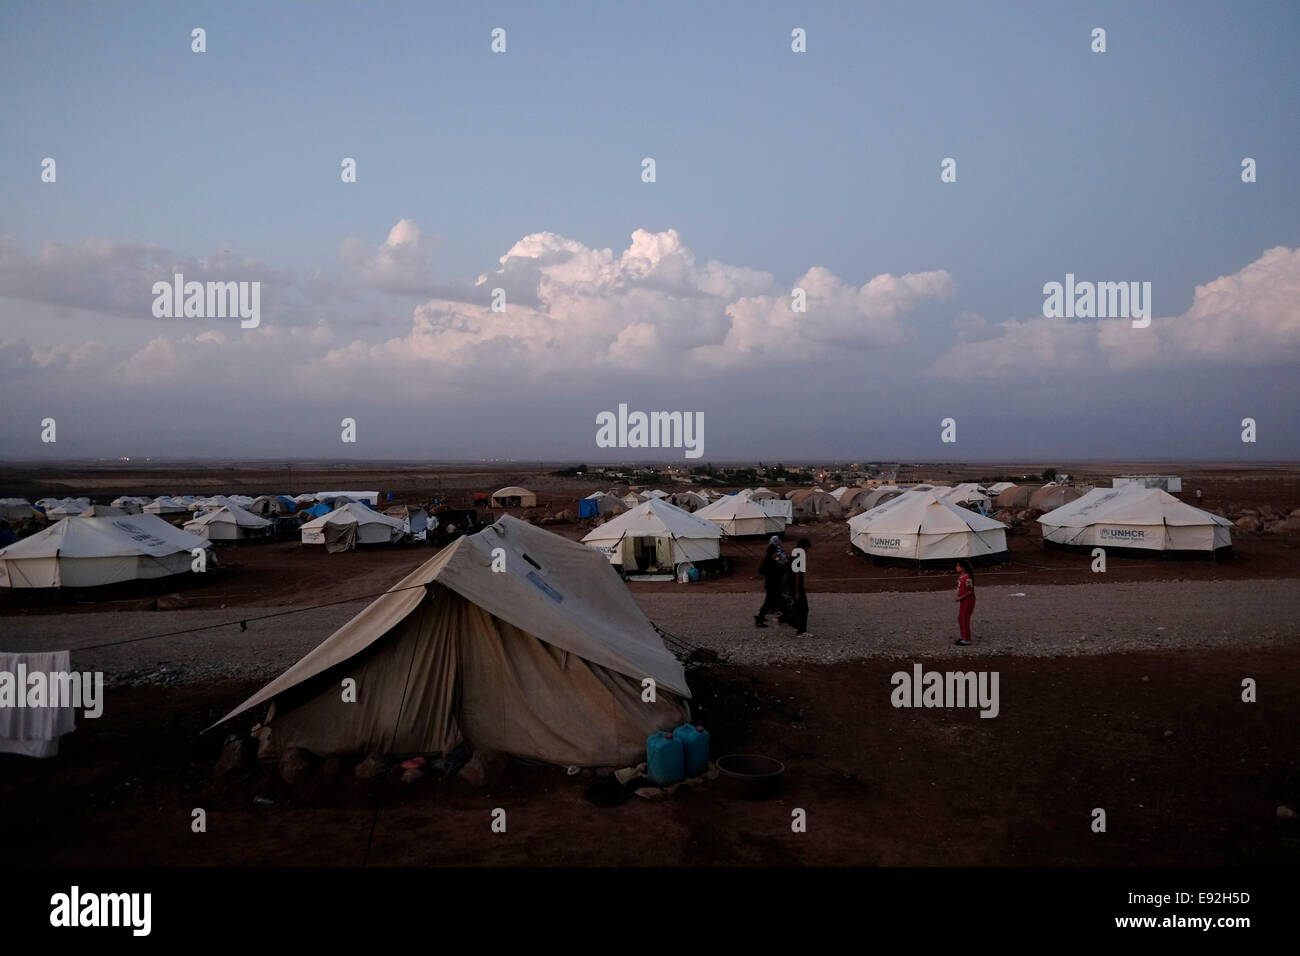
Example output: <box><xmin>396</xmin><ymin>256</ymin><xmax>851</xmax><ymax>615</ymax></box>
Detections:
<box><xmin>1234</xmin><ymin>516</ymin><xmax>1260</xmax><ymax>532</ymax></box>
<box><xmin>212</xmin><ymin>735</ymin><xmax>251</xmax><ymax>778</ymax></box>
<box><xmin>278</xmin><ymin>747</ymin><xmax>317</xmax><ymax>784</ymax></box>
<box><xmin>459</xmin><ymin>748</ymin><xmax>508</xmax><ymax>788</ymax></box>
<box><xmin>354</xmin><ymin>752</ymin><xmax>388</xmax><ymax>780</ymax></box>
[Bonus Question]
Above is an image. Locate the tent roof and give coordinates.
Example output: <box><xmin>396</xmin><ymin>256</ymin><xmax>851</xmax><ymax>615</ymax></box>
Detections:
<box><xmin>492</xmin><ymin>486</ymin><xmax>534</xmax><ymax>497</ymax></box>
<box><xmin>300</xmin><ymin>501</ymin><xmax>404</xmax><ymax>531</ymax></box>
<box><xmin>1037</xmin><ymin>485</ymin><xmax>1233</xmax><ymax>528</ymax></box>
<box><xmin>581</xmin><ymin>498</ymin><xmax>722</xmax><ymax>544</ymax></box>
<box><xmin>849</xmin><ymin>489</ymin><xmax>1007</xmax><ymax>535</ymax></box>
<box><xmin>214</xmin><ymin>515</ymin><xmax>690</xmax><ymax>728</ymax></box>
<box><xmin>0</xmin><ymin>513</ymin><xmax>210</xmax><ymax>561</ymax></box>
<box><xmin>694</xmin><ymin>493</ymin><xmax>776</xmax><ymax>522</ymax></box>
<box><xmin>185</xmin><ymin>503</ymin><xmax>272</xmax><ymax>529</ymax></box>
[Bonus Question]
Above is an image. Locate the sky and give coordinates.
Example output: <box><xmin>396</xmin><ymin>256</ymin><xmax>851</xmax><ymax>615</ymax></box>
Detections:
<box><xmin>1</xmin><ymin>0</ymin><xmax>1297</xmax><ymax>462</ymax></box>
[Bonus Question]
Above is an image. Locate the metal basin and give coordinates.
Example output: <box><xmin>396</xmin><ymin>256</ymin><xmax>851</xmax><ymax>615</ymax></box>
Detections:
<box><xmin>716</xmin><ymin>753</ymin><xmax>785</xmax><ymax>799</ymax></box>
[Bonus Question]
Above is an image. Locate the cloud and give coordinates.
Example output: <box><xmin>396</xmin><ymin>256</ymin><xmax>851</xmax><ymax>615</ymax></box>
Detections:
<box><xmin>339</xmin><ymin>219</ymin><xmax>441</xmax><ymax>295</ymax></box>
<box><xmin>929</xmin><ymin>246</ymin><xmax>1300</xmax><ymax>379</ymax></box>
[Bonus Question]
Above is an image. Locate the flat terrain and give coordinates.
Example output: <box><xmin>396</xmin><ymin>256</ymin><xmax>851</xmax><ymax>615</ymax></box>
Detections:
<box><xmin>0</xmin><ymin>461</ymin><xmax>1297</xmax><ymax>866</ymax></box>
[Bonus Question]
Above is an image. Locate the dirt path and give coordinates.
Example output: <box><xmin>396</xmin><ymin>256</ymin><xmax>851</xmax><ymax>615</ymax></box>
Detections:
<box><xmin>3</xmin><ymin>580</ymin><xmax>1296</xmax><ymax>684</ymax></box>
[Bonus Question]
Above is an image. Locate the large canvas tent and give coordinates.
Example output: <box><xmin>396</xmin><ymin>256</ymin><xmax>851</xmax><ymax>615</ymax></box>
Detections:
<box><xmin>849</xmin><ymin>490</ymin><xmax>1008</xmax><ymax>564</ymax></box>
<box><xmin>936</xmin><ymin>483</ymin><xmax>991</xmax><ymax>508</ymax></box>
<box><xmin>213</xmin><ymin>516</ymin><xmax>689</xmax><ymax>767</ymax></box>
<box><xmin>490</xmin><ymin>486</ymin><xmax>537</xmax><ymax>508</ymax></box>
<box><xmin>183</xmin><ymin>503</ymin><xmax>273</xmax><ymax>541</ymax></box>
<box><xmin>144</xmin><ymin>496</ymin><xmax>189</xmax><ymax>515</ymax></box>
<box><xmin>1029</xmin><ymin>484</ymin><xmax>1086</xmax><ymax>512</ymax></box>
<box><xmin>1038</xmin><ymin>485</ymin><xmax>1233</xmax><ymax>554</ymax></box>
<box><xmin>300</xmin><ymin>501</ymin><xmax>404</xmax><ymax>552</ymax></box>
<box><xmin>695</xmin><ymin>493</ymin><xmax>785</xmax><ymax>537</ymax></box>
<box><xmin>581</xmin><ymin>499</ymin><xmax>721</xmax><ymax>573</ymax></box>
<box><xmin>668</xmin><ymin>491</ymin><xmax>709</xmax><ymax>513</ymax></box>
<box><xmin>787</xmin><ymin>488</ymin><xmax>844</xmax><ymax>521</ymax></box>
<box><xmin>0</xmin><ymin>499</ymin><xmax>34</xmax><ymax>522</ymax></box>
<box><xmin>993</xmin><ymin>485</ymin><xmax>1034</xmax><ymax>510</ymax></box>
<box><xmin>0</xmin><ymin>514</ymin><xmax>212</xmax><ymax>588</ymax></box>
<box><xmin>578</xmin><ymin>491</ymin><xmax>627</xmax><ymax>518</ymax></box>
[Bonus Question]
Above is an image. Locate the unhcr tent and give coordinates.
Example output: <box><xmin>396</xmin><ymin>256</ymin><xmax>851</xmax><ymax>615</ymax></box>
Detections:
<box><xmin>301</xmin><ymin>501</ymin><xmax>404</xmax><ymax>552</ymax></box>
<box><xmin>1038</xmin><ymin>485</ymin><xmax>1232</xmax><ymax>554</ymax></box>
<box><xmin>41</xmin><ymin>498</ymin><xmax>91</xmax><ymax>519</ymax></box>
<box><xmin>936</xmin><ymin>483</ymin><xmax>991</xmax><ymax>508</ymax></box>
<box><xmin>184</xmin><ymin>504</ymin><xmax>273</xmax><ymax>541</ymax></box>
<box><xmin>111</xmin><ymin>496</ymin><xmax>150</xmax><ymax>510</ymax></box>
<box><xmin>858</xmin><ymin>486</ymin><xmax>906</xmax><ymax>511</ymax></box>
<box><xmin>213</xmin><ymin>516</ymin><xmax>689</xmax><ymax>767</ymax></box>
<box><xmin>145</xmin><ymin>496</ymin><xmax>189</xmax><ymax>515</ymax></box>
<box><xmin>986</xmin><ymin>482</ymin><xmax>1017</xmax><ymax>495</ymax></box>
<box><xmin>668</xmin><ymin>491</ymin><xmax>708</xmax><ymax>513</ymax></box>
<box><xmin>748</xmin><ymin>487</ymin><xmax>781</xmax><ymax>501</ymax></box>
<box><xmin>79</xmin><ymin>505</ymin><xmax>129</xmax><ymax>518</ymax></box>
<box><xmin>788</xmin><ymin>489</ymin><xmax>844</xmax><ymax>521</ymax></box>
<box><xmin>490</xmin><ymin>486</ymin><xmax>537</xmax><ymax>508</ymax></box>
<box><xmin>993</xmin><ymin>485</ymin><xmax>1034</xmax><ymax>510</ymax></box>
<box><xmin>248</xmin><ymin>495</ymin><xmax>295</xmax><ymax>516</ymax></box>
<box><xmin>849</xmin><ymin>490</ymin><xmax>1008</xmax><ymax>564</ymax></box>
<box><xmin>384</xmin><ymin>504</ymin><xmax>430</xmax><ymax>537</ymax></box>
<box><xmin>695</xmin><ymin>493</ymin><xmax>785</xmax><ymax>537</ymax></box>
<box><xmin>0</xmin><ymin>514</ymin><xmax>212</xmax><ymax>588</ymax></box>
<box><xmin>645</xmin><ymin>489</ymin><xmax>670</xmax><ymax>500</ymax></box>
<box><xmin>751</xmin><ymin>493</ymin><xmax>794</xmax><ymax>525</ymax></box>
<box><xmin>1029</xmin><ymin>484</ymin><xmax>1086</xmax><ymax>512</ymax></box>
<box><xmin>581</xmin><ymin>499</ymin><xmax>722</xmax><ymax>573</ymax></box>
<box><xmin>579</xmin><ymin>491</ymin><xmax>627</xmax><ymax>519</ymax></box>
<box><xmin>836</xmin><ymin>488</ymin><xmax>876</xmax><ymax>516</ymax></box>
<box><xmin>0</xmin><ymin>499</ymin><xmax>34</xmax><ymax>522</ymax></box>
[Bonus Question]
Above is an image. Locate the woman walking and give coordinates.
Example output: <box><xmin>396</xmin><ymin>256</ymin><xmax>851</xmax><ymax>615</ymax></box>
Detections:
<box><xmin>954</xmin><ymin>559</ymin><xmax>976</xmax><ymax>646</ymax></box>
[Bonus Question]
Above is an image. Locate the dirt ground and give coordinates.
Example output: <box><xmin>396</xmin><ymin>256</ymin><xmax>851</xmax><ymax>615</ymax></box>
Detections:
<box><xmin>1</xmin><ymin>648</ymin><xmax>1296</xmax><ymax>866</ymax></box>
<box><xmin>1</xmin><ymin>461</ymin><xmax>1297</xmax><ymax>867</ymax></box>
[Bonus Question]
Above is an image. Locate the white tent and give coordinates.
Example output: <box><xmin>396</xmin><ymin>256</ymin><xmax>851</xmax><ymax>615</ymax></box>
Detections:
<box><xmin>644</xmin><ymin>489</ymin><xmax>670</xmax><ymax>500</ymax></box>
<box><xmin>248</xmin><ymin>495</ymin><xmax>294</xmax><ymax>516</ymax></box>
<box><xmin>986</xmin><ymin>482</ymin><xmax>1017</xmax><ymax>495</ymax></box>
<box><xmin>0</xmin><ymin>499</ymin><xmax>34</xmax><ymax>522</ymax></box>
<box><xmin>41</xmin><ymin>498</ymin><xmax>91</xmax><ymax>519</ymax></box>
<box><xmin>1038</xmin><ymin>485</ymin><xmax>1232</xmax><ymax>553</ymax></box>
<box><xmin>695</xmin><ymin>493</ymin><xmax>786</xmax><ymax>537</ymax></box>
<box><xmin>582</xmin><ymin>491</ymin><xmax>628</xmax><ymax>516</ymax></box>
<box><xmin>213</xmin><ymin>516</ymin><xmax>689</xmax><ymax>767</ymax></box>
<box><xmin>184</xmin><ymin>503</ymin><xmax>273</xmax><ymax>541</ymax></box>
<box><xmin>581</xmin><ymin>498</ymin><xmax>721</xmax><ymax>573</ymax></box>
<box><xmin>313</xmin><ymin>491</ymin><xmax>381</xmax><ymax>506</ymax></box>
<box><xmin>0</xmin><ymin>514</ymin><xmax>212</xmax><ymax>588</ymax></box>
<box><xmin>489</xmin><ymin>486</ymin><xmax>537</xmax><ymax>508</ymax></box>
<box><xmin>668</xmin><ymin>491</ymin><xmax>708</xmax><ymax>513</ymax></box>
<box><xmin>936</xmin><ymin>483</ymin><xmax>991</xmax><ymax>507</ymax></box>
<box><xmin>747</xmin><ymin>490</ymin><xmax>794</xmax><ymax>525</ymax></box>
<box><xmin>79</xmin><ymin>505</ymin><xmax>130</xmax><ymax>518</ymax></box>
<box><xmin>111</xmin><ymin>496</ymin><xmax>151</xmax><ymax>509</ymax></box>
<box><xmin>144</xmin><ymin>496</ymin><xmax>189</xmax><ymax>514</ymax></box>
<box><xmin>849</xmin><ymin>490</ymin><xmax>1008</xmax><ymax>563</ymax></box>
<box><xmin>788</xmin><ymin>488</ymin><xmax>844</xmax><ymax>521</ymax></box>
<box><xmin>1029</xmin><ymin>483</ymin><xmax>1087</xmax><ymax>511</ymax></box>
<box><xmin>829</xmin><ymin>486</ymin><xmax>851</xmax><ymax>501</ymax></box>
<box><xmin>300</xmin><ymin>502</ymin><xmax>404</xmax><ymax>552</ymax></box>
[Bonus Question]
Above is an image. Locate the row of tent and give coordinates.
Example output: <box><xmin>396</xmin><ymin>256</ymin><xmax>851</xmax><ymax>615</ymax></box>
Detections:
<box><xmin>846</xmin><ymin>483</ymin><xmax>1233</xmax><ymax>563</ymax></box>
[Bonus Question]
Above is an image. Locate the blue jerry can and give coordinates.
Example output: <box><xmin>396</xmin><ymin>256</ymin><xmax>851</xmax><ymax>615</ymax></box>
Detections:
<box><xmin>674</xmin><ymin>724</ymin><xmax>711</xmax><ymax>777</ymax></box>
<box><xmin>646</xmin><ymin>730</ymin><xmax>686</xmax><ymax>786</ymax></box>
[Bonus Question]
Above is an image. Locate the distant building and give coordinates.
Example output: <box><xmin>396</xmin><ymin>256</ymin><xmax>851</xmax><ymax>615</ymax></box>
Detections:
<box><xmin>1113</xmin><ymin>475</ymin><xmax>1182</xmax><ymax>493</ymax></box>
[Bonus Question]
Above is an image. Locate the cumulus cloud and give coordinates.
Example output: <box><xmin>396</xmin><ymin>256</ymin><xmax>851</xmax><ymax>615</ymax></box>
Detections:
<box><xmin>339</xmin><ymin>219</ymin><xmax>441</xmax><ymax>295</ymax></box>
<box><xmin>929</xmin><ymin>246</ymin><xmax>1300</xmax><ymax>379</ymax></box>
<box><xmin>324</xmin><ymin>227</ymin><xmax>953</xmax><ymax>385</ymax></box>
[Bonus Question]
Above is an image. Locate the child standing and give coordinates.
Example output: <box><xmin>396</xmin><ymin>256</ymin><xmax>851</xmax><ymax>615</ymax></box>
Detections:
<box><xmin>955</xmin><ymin>559</ymin><xmax>976</xmax><ymax>646</ymax></box>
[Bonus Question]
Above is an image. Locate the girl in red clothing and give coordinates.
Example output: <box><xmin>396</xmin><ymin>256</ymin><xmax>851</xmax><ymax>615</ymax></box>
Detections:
<box><xmin>955</xmin><ymin>559</ymin><xmax>976</xmax><ymax>646</ymax></box>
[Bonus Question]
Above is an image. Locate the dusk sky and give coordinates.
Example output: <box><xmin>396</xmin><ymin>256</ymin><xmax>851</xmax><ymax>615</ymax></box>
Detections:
<box><xmin>2</xmin><ymin>1</ymin><xmax>1297</xmax><ymax>461</ymax></box>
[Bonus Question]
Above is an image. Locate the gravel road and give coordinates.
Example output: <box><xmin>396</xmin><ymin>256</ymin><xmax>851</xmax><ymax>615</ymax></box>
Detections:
<box><xmin>2</xmin><ymin>579</ymin><xmax>1295</xmax><ymax>684</ymax></box>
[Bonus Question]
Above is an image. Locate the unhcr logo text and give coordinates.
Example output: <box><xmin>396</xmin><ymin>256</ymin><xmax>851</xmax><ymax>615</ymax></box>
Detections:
<box><xmin>595</xmin><ymin>403</ymin><xmax>704</xmax><ymax>459</ymax></box>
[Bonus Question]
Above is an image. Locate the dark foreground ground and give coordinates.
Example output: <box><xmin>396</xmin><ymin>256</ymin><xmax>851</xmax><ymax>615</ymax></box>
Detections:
<box><xmin>3</xmin><ymin>647</ymin><xmax>1296</xmax><ymax>866</ymax></box>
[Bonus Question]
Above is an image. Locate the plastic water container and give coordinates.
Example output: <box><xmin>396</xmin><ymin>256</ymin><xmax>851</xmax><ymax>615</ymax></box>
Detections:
<box><xmin>646</xmin><ymin>730</ymin><xmax>686</xmax><ymax>786</ymax></box>
<box><xmin>687</xmin><ymin>566</ymin><xmax>701</xmax><ymax>582</ymax></box>
<box><xmin>675</xmin><ymin>724</ymin><xmax>711</xmax><ymax>777</ymax></box>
